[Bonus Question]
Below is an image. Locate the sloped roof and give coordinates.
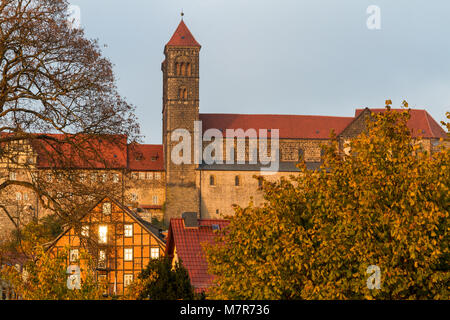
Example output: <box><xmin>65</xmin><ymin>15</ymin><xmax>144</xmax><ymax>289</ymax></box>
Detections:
<box><xmin>355</xmin><ymin>109</ymin><xmax>447</xmax><ymax>139</ymax></box>
<box><xmin>32</xmin><ymin>134</ymin><xmax>128</xmax><ymax>169</ymax></box>
<box><xmin>127</xmin><ymin>143</ymin><xmax>164</xmax><ymax>171</ymax></box>
<box><xmin>165</xmin><ymin>218</ymin><xmax>230</xmax><ymax>292</ymax></box>
<box><xmin>166</xmin><ymin>20</ymin><xmax>201</xmax><ymax>47</ymax></box>
<box><xmin>199</xmin><ymin>113</ymin><xmax>354</xmax><ymax>139</ymax></box>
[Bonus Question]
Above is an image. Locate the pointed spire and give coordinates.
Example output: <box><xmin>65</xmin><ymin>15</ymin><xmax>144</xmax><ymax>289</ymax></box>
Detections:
<box><xmin>166</xmin><ymin>19</ymin><xmax>201</xmax><ymax>47</ymax></box>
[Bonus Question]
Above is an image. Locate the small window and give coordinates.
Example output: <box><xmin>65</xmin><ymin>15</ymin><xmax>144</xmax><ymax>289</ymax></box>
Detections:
<box><xmin>298</xmin><ymin>148</ymin><xmax>304</xmax><ymax>160</ymax></box>
<box><xmin>46</xmin><ymin>173</ymin><xmax>52</xmax><ymax>182</ymax></box>
<box><xmin>9</xmin><ymin>172</ymin><xmax>17</xmax><ymax>181</ymax></box>
<box><xmin>15</xmin><ymin>192</ymin><xmax>22</xmax><ymax>201</ymax></box>
<box><xmin>101</xmin><ymin>173</ymin><xmax>107</xmax><ymax>183</ymax></box>
<box><xmin>79</xmin><ymin>173</ymin><xmax>86</xmax><ymax>182</ymax></box>
<box><xmin>112</xmin><ymin>173</ymin><xmax>119</xmax><ymax>183</ymax></box>
<box><xmin>146</xmin><ymin>172</ymin><xmax>153</xmax><ymax>180</ymax></box>
<box><xmin>154</xmin><ymin>172</ymin><xmax>161</xmax><ymax>180</ymax></box>
<box><xmin>131</xmin><ymin>193</ymin><xmax>138</xmax><ymax>202</ymax></box>
<box><xmin>99</xmin><ymin>250</ymin><xmax>106</xmax><ymax>262</ymax></box>
<box><xmin>81</xmin><ymin>225</ymin><xmax>89</xmax><ymax>237</ymax></box>
<box><xmin>124</xmin><ymin>224</ymin><xmax>133</xmax><ymax>237</ymax></box>
<box><xmin>90</xmin><ymin>173</ymin><xmax>97</xmax><ymax>183</ymax></box>
<box><xmin>139</xmin><ymin>172</ymin><xmax>145</xmax><ymax>180</ymax></box>
<box><xmin>98</xmin><ymin>275</ymin><xmax>108</xmax><ymax>295</ymax></box>
<box><xmin>152</xmin><ymin>195</ymin><xmax>158</xmax><ymax>205</ymax></box>
<box><xmin>23</xmin><ymin>193</ymin><xmax>29</xmax><ymax>201</ymax></box>
<box><xmin>209</xmin><ymin>175</ymin><xmax>216</xmax><ymax>186</ymax></box>
<box><xmin>235</xmin><ymin>176</ymin><xmax>240</xmax><ymax>186</ymax></box>
<box><xmin>151</xmin><ymin>248</ymin><xmax>160</xmax><ymax>259</ymax></box>
<box><xmin>102</xmin><ymin>202</ymin><xmax>112</xmax><ymax>215</ymax></box>
<box><xmin>70</xmin><ymin>249</ymin><xmax>79</xmax><ymax>262</ymax></box>
<box><xmin>131</xmin><ymin>172</ymin><xmax>138</xmax><ymax>180</ymax></box>
<box><xmin>124</xmin><ymin>274</ymin><xmax>133</xmax><ymax>288</ymax></box>
<box><xmin>98</xmin><ymin>225</ymin><xmax>108</xmax><ymax>244</ymax></box>
<box><xmin>124</xmin><ymin>248</ymin><xmax>133</xmax><ymax>261</ymax></box>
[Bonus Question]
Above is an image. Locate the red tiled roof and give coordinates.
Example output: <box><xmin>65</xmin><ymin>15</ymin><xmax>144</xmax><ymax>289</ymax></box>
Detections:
<box><xmin>199</xmin><ymin>113</ymin><xmax>354</xmax><ymax>139</ymax></box>
<box><xmin>355</xmin><ymin>109</ymin><xmax>447</xmax><ymax>139</ymax></box>
<box><xmin>165</xmin><ymin>218</ymin><xmax>230</xmax><ymax>291</ymax></box>
<box><xmin>33</xmin><ymin>134</ymin><xmax>128</xmax><ymax>169</ymax></box>
<box><xmin>166</xmin><ymin>20</ymin><xmax>201</xmax><ymax>47</ymax></box>
<box><xmin>127</xmin><ymin>143</ymin><xmax>164</xmax><ymax>171</ymax></box>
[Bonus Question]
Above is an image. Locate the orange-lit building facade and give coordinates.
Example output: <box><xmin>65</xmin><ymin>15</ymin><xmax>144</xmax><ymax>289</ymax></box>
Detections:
<box><xmin>49</xmin><ymin>197</ymin><xmax>166</xmax><ymax>296</ymax></box>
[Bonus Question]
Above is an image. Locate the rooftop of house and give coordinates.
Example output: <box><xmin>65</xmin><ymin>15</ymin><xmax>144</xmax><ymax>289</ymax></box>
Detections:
<box><xmin>165</xmin><ymin>214</ymin><xmax>230</xmax><ymax>292</ymax></box>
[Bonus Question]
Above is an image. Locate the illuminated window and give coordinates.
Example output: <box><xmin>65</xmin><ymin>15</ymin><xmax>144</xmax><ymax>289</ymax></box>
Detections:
<box><xmin>124</xmin><ymin>224</ymin><xmax>133</xmax><ymax>237</ymax></box>
<box><xmin>10</xmin><ymin>172</ymin><xmax>17</xmax><ymax>180</ymax></box>
<box><xmin>98</xmin><ymin>225</ymin><xmax>108</xmax><ymax>244</ymax></box>
<box><xmin>124</xmin><ymin>248</ymin><xmax>133</xmax><ymax>261</ymax></box>
<box><xmin>70</xmin><ymin>249</ymin><xmax>79</xmax><ymax>262</ymax></box>
<box><xmin>102</xmin><ymin>202</ymin><xmax>112</xmax><ymax>215</ymax></box>
<box><xmin>151</xmin><ymin>248</ymin><xmax>160</xmax><ymax>259</ymax></box>
<box><xmin>81</xmin><ymin>225</ymin><xmax>89</xmax><ymax>237</ymax></box>
<box><xmin>124</xmin><ymin>274</ymin><xmax>133</xmax><ymax>288</ymax></box>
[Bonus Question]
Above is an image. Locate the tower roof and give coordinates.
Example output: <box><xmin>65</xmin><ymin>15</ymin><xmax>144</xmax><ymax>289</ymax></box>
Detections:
<box><xmin>166</xmin><ymin>20</ymin><xmax>201</xmax><ymax>47</ymax></box>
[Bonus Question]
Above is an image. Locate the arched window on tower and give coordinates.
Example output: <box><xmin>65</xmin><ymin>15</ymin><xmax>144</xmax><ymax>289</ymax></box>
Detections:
<box><xmin>186</xmin><ymin>63</ymin><xmax>191</xmax><ymax>76</ymax></box>
<box><xmin>179</xmin><ymin>87</ymin><xmax>187</xmax><ymax>100</ymax></box>
<box><xmin>181</xmin><ymin>63</ymin><xmax>186</xmax><ymax>76</ymax></box>
<box><xmin>175</xmin><ymin>62</ymin><xmax>181</xmax><ymax>76</ymax></box>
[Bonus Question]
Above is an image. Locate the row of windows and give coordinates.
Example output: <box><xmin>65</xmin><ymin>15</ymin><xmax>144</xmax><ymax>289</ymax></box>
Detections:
<box><xmin>130</xmin><ymin>193</ymin><xmax>158</xmax><ymax>204</ymax></box>
<box><xmin>130</xmin><ymin>172</ymin><xmax>162</xmax><ymax>180</ymax></box>
<box><xmin>69</xmin><ymin>247</ymin><xmax>160</xmax><ymax>263</ymax></box>
<box><xmin>14</xmin><ymin>192</ymin><xmax>30</xmax><ymax>201</ymax></box>
<box><xmin>175</xmin><ymin>62</ymin><xmax>192</xmax><ymax>76</ymax></box>
<box><xmin>209</xmin><ymin>175</ymin><xmax>263</xmax><ymax>188</ymax></box>
<box><xmin>97</xmin><ymin>274</ymin><xmax>134</xmax><ymax>289</ymax></box>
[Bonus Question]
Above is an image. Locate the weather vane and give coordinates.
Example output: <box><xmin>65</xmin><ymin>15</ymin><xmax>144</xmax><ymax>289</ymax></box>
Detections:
<box><xmin>181</xmin><ymin>9</ymin><xmax>184</xmax><ymax>19</ymax></box>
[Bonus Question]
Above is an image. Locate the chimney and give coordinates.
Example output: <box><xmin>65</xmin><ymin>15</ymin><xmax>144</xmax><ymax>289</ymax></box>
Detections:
<box><xmin>182</xmin><ymin>212</ymin><xmax>198</xmax><ymax>228</ymax></box>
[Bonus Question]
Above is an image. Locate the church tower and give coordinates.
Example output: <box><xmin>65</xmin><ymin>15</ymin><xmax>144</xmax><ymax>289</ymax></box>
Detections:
<box><xmin>162</xmin><ymin>19</ymin><xmax>201</xmax><ymax>223</ymax></box>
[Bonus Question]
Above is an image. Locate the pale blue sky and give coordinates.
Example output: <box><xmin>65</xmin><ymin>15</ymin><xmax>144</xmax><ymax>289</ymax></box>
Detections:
<box><xmin>70</xmin><ymin>0</ymin><xmax>450</xmax><ymax>144</ymax></box>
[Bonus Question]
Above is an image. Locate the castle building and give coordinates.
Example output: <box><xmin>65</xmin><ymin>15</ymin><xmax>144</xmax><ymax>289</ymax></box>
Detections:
<box><xmin>0</xmin><ymin>19</ymin><xmax>448</xmax><ymax>237</ymax></box>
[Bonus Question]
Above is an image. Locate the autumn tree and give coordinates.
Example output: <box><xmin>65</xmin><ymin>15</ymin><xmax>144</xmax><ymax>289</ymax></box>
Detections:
<box><xmin>205</xmin><ymin>102</ymin><xmax>449</xmax><ymax>300</ymax></box>
<box><xmin>0</xmin><ymin>246</ymin><xmax>105</xmax><ymax>300</ymax></box>
<box><xmin>126</xmin><ymin>257</ymin><xmax>195</xmax><ymax>300</ymax></box>
<box><xmin>0</xmin><ymin>0</ymin><xmax>139</xmax><ymax>246</ymax></box>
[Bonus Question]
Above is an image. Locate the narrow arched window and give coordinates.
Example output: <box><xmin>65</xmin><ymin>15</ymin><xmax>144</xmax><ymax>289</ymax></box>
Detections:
<box><xmin>235</xmin><ymin>175</ymin><xmax>240</xmax><ymax>186</ymax></box>
<box><xmin>209</xmin><ymin>175</ymin><xmax>215</xmax><ymax>186</ymax></box>
<box><xmin>181</xmin><ymin>63</ymin><xmax>186</xmax><ymax>76</ymax></box>
<box><xmin>183</xmin><ymin>88</ymin><xmax>187</xmax><ymax>100</ymax></box>
<box><xmin>187</xmin><ymin>63</ymin><xmax>191</xmax><ymax>76</ymax></box>
<box><xmin>298</xmin><ymin>148</ymin><xmax>304</xmax><ymax>160</ymax></box>
<box><xmin>175</xmin><ymin>62</ymin><xmax>180</xmax><ymax>75</ymax></box>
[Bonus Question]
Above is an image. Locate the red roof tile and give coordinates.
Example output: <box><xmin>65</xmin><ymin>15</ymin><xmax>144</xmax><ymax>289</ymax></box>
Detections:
<box><xmin>355</xmin><ymin>109</ymin><xmax>447</xmax><ymax>139</ymax></box>
<box><xmin>166</xmin><ymin>20</ymin><xmax>201</xmax><ymax>47</ymax></box>
<box><xmin>127</xmin><ymin>143</ymin><xmax>164</xmax><ymax>171</ymax></box>
<box><xmin>199</xmin><ymin>113</ymin><xmax>354</xmax><ymax>139</ymax></box>
<box><xmin>32</xmin><ymin>134</ymin><xmax>128</xmax><ymax>169</ymax></box>
<box><xmin>165</xmin><ymin>218</ymin><xmax>230</xmax><ymax>291</ymax></box>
